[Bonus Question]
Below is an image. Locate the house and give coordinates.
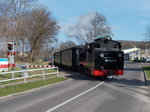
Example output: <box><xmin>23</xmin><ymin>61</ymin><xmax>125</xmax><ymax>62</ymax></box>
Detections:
<box><xmin>123</xmin><ymin>48</ymin><xmax>141</xmax><ymax>61</ymax></box>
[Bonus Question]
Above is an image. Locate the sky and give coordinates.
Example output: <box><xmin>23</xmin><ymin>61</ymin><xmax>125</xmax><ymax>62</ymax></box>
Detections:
<box><xmin>38</xmin><ymin>0</ymin><xmax>150</xmax><ymax>42</ymax></box>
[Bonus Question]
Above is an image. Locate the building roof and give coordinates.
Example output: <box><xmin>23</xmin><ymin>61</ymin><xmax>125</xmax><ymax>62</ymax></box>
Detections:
<box><xmin>123</xmin><ymin>48</ymin><xmax>141</xmax><ymax>54</ymax></box>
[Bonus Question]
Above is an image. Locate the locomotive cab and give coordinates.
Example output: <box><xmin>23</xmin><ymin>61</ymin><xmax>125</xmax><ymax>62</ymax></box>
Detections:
<box><xmin>93</xmin><ymin>49</ymin><xmax>124</xmax><ymax>76</ymax></box>
<box><xmin>85</xmin><ymin>37</ymin><xmax>124</xmax><ymax>77</ymax></box>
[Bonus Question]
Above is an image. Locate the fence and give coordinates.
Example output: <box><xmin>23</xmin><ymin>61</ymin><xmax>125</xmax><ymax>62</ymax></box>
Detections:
<box><xmin>0</xmin><ymin>67</ymin><xmax>58</xmax><ymax>84</ymax></box>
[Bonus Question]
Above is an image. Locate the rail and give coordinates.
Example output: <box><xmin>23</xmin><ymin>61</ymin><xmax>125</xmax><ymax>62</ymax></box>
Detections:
<box><xmin>0</xmin><ymin>67</ymin><xmax>58</xmax><ymax>84</ymax></box>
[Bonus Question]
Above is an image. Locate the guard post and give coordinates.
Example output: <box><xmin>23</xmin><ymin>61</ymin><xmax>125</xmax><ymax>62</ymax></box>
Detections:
<box><xmin>21</xmin><ymin>64</ymin><xmax>28</xmax><ymax>78</ymax></box>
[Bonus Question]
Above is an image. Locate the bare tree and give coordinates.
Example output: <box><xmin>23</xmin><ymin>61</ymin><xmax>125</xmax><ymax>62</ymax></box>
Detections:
<box><xmin>0</xmin><ymin>0</ymin><xmax>60</xmax><ymax>62</ymax></box>
<box><xmin>143</xmin><ymin>27</ymin><xmax>150</xmax><ymax>50</ymax></box>
<box><xmin>59</xmin><ymin>41</ymin><xmax>76</xmax><ymax>50</ymax></box>
<box><xmin>21</xmin><ymin>8</ymin><xmax>60</xmax><ymax>62</ymax></box>
<box><xmin>145</xmin><ymin>26</ymin><xmax>150</xmax><ymax>40</ymax></box>
<box><xmin>0</xmin><ymin>0</ymin><xmax>37</xmax><ymax>58</ymax></box>
<box><xmin>86</xmin><ymin>13</ymin><xmax>111</xmax><ymax>42</ymax></box>
<box><xmin>0</xmin><ymin>0</ymin><xmax>37</xmax><ymax>39</ymax></box>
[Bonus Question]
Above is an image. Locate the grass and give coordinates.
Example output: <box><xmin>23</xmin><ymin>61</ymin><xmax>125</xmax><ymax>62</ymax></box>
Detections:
<box><xmin>16</xmin><ymin>60</ymin><xmax>49</xmax><ymax>66</ymax></box>
<box><xmin>0</xmin><ymin>72</ymin><xmax>58</xmax><ymax>85</ymax></box>
<box><xmin>0</xmin><ymin>78</ymin><xmax>24</xmax><ymax>85</ymax></box>
<box><xmin>142</xmin><ymin>66</ymin><xmax>150</xmax><ymax>79</ymax></box>
<box><xmin>8</xmin><ymin>67</ymin><xmax>21</xmax><ymax>71</ymax></box>
<box><xmin>0</xmin><ymin>77</ymin><xmax>5</xmax><ymax>80</ymax></box>
<box><xmin>0</xmin><ymin>77</ymin><xmax>67</xmax><ymax>97</ymax></box>
<box><xmin>30</xmin><ymin>61</ymin><xmax>49</xmax><ymax>65</ymax></box>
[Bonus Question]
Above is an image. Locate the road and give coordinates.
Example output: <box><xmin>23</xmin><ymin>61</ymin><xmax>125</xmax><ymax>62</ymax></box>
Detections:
<box><xmin>0</xmin><ymin>62</ymin><xmax>150</xmax><ymax>112</ymax></box>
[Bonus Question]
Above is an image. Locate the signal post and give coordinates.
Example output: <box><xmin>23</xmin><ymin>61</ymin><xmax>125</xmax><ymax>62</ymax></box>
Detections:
<box><xmin>7</xmin><ymin>42</ymin><xmax>16</xmax><ymax>71</ymax></box>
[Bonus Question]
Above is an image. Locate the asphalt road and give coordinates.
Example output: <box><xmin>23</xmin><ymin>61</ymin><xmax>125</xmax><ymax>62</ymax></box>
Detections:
<box><xmin>0</xmin><ymin>62</ymin><xmax>150</xmax><ymax>112</ymax></box>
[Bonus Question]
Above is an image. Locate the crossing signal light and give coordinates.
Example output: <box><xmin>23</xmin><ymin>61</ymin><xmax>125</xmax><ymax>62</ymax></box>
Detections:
<box><xmin>8</xmin><ymin>42</ymin><xmax>14</xmax><ymax>51</ymax></box>
<box><xmin>8</xmin><ymin>44</ymin><xmax>13</xmax><ymax>50</ymax></box>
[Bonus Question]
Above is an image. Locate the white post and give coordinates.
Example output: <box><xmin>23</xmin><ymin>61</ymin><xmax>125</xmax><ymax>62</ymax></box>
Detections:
<box><xmin>12</xmin><ymin>71</ymin><xmax>14</xmax><ymax>79</ymax></box>
<box><xmin>43</xmin><ymin>69</ymin><xmax>45</xmax><ymax>80</ymax></box>
<box><xmin>23</xmin><ymin>70</ymin><xmax>27</xmax><ymax>84</ymax></box>
<box><xmin>24</xmin><ymin>77</ymin><xmax>26</xmax><ymax>84</ymax></box>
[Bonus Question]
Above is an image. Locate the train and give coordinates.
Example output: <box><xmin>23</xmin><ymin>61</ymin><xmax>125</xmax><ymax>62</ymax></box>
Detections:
<box><xmin>54</xmin><ymin>37</ymin><xmax>124</xmax><ymax>79</ymax></box>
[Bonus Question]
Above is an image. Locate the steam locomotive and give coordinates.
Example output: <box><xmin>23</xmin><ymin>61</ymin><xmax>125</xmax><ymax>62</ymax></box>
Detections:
<box><xmin>54</xmin><ymin>37</ymin><xmax>124</xmax><ymax>78</ymax></box>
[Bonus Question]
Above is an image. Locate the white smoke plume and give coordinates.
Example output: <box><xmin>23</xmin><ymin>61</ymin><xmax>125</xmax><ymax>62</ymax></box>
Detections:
<box><xmin>63</xmin><ymin>11</ymin><xmax>97</xmax><ymax>43</ymax></box>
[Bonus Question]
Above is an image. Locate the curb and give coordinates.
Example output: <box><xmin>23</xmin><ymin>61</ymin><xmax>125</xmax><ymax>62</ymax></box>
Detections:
<box><xmin>141</xmin><ymin>66</ymin><xmax>149</xmax><ymax>87</ymax></box>
<box><xmin>0</xmin><ymin>77</ymin><xmax>73</xmax><ymax>101</ymax></box>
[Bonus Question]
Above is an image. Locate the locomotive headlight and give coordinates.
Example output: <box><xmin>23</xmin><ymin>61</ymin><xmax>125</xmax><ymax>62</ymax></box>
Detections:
<box><xmin>100</xmin><ymin>53</ymin><xmax>104</xmax><ymax>57</ymax></box>
<box><xmin>118</xmin><ymin>53</ymin><xmax>122</xmax><ymax>57</ymax></box>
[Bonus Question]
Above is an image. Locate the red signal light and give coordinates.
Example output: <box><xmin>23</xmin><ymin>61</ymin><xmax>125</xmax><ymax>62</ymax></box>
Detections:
<box><xmin>7</xmin><ymin>42</ymin><xmax>14</xmax><ymax>51</ymax></box>
<box><xmin>8</xmin><ymin>44</ymin><xmax>13</xmax><ymax>50</ymax></box>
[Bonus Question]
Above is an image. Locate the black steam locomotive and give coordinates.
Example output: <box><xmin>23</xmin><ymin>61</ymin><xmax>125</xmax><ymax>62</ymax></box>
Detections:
<box><xmin>54</xmin><ymin>37</ymin><xmax>124</xmax><ymax>78</ymax></box>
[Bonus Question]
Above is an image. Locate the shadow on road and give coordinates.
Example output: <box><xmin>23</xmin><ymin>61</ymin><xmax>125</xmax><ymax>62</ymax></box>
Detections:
<box><xmin>59</xmin><ymin>69</ymin><xmax>106</xmax><ymax>81</ymax></box>
<box><xmin>106</xmin><ymin>78</ymin><xmax>150</xmax><ymax>97</ymax></box>
<box><xmin>107</xmin><ymin>78</ymin><xmax>146</xmax><ymax>87</ymax></box>
<box><xmin>59</xmin><ymin>68</ymin><xmax>149</xmax><ymax>87</ymax></box>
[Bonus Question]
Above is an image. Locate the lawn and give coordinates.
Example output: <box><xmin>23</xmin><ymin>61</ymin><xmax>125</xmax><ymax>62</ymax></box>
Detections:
<box><xmin>142</xmin><ymin>66</ymin><xmax>150</xmax><ymax>79</ymax></box>
<box><xmin>0</xmin><ymin>77</ymin><xmax>67</xmax><ymax>97</ymax></box>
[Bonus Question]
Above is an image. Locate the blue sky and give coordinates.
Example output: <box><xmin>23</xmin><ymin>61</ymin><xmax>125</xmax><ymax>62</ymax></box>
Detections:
<box><xmin>38</xmin><ymin>0</ymin><xmax>150</xmax><ymax>42</ymax></box>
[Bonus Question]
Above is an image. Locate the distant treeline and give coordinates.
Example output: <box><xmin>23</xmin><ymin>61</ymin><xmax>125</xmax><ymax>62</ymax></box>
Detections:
<box><xmin>118</xmin><ymin>40</ymin><xmax>150</xmax><ymax>49</ymax></box>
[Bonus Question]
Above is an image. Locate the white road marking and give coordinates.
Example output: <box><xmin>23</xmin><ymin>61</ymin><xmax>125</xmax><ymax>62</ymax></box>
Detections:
<box><xmin>46</xmin><ymin>81</ymin><xmax>104</xmax><ymax>112</ymax></box>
